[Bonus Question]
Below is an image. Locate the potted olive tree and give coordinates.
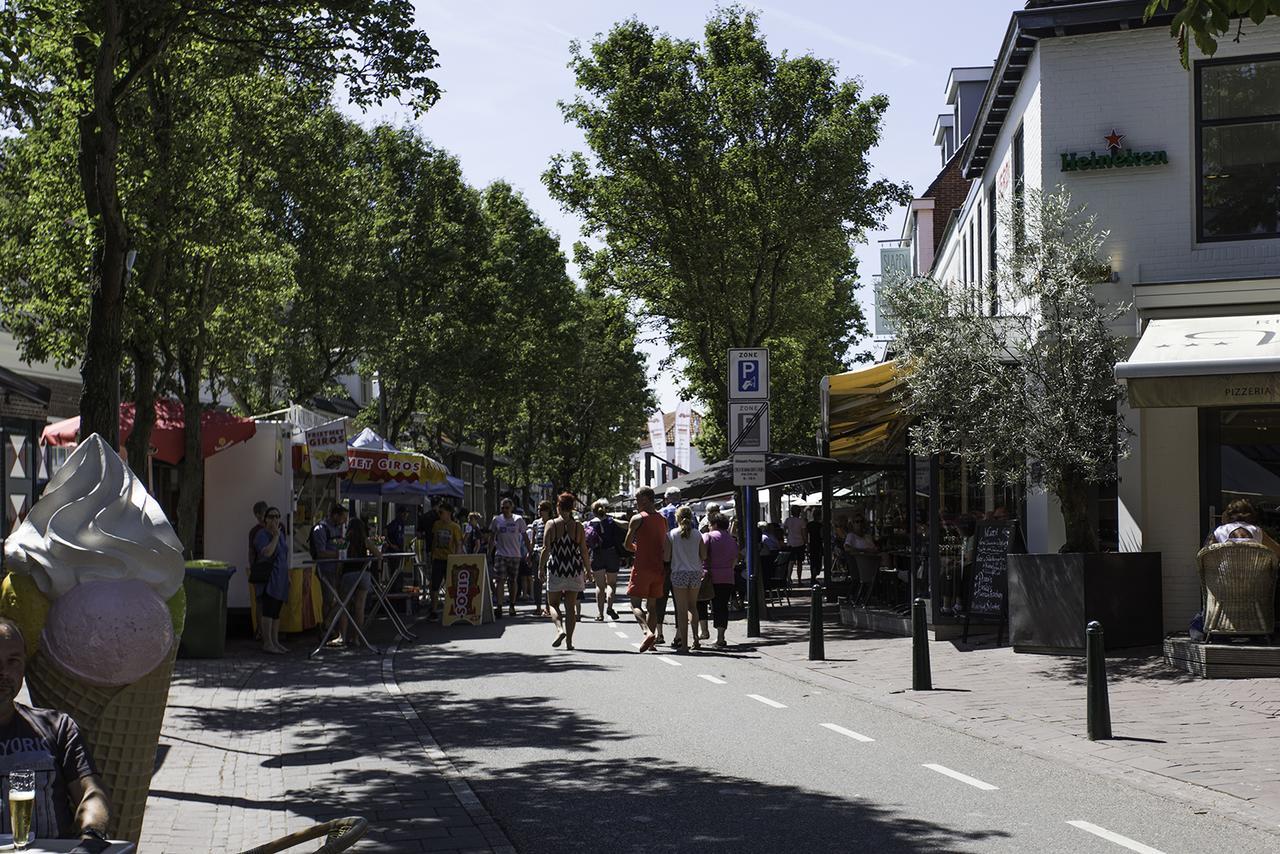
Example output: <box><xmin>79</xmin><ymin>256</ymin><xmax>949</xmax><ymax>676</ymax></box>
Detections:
<box><xmin>882</xmin><ymin>188</ymin><xmax>1161</xmax><ymax>654</ymax></box>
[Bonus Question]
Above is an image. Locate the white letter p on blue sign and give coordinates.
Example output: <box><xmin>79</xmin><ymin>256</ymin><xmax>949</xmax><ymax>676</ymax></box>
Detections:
<box><xmin>738</xmin><ymin>360</ymin><xmax>758</xmax><ymax>393</ymax></box>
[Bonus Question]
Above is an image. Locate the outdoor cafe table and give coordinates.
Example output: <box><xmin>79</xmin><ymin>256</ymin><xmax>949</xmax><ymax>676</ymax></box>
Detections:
<box><xmin>309</xmin><ymin>552</ymin><xmax>418</xmax><ymax>658</ymax></box>
<box><xmin>0</xmin><ymin>840</ymin><xmax>134</xmax><ymax>853</ymax></box>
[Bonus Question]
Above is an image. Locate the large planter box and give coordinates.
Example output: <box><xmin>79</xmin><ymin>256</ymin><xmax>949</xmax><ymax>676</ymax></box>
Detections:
<box><xmin>1008</xmin><ymin>552</ymin><xmax>1162</xmax><ymax>655</ymax></box>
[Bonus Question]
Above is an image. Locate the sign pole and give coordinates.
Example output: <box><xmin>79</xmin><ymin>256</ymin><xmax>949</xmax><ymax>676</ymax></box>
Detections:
<box><xmin>745</xmin><ymin>484</ymin><xmax>760</xmax><ymax>637</ymax></box>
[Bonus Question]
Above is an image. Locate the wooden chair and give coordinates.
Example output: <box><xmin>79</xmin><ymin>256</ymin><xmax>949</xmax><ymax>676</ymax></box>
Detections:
<box><xmin>1196</xmin><ymin>541</ymin><xmax>1277</xmax><ymax>641</ymax></box>
<box><xmin>238</xmin><ymin>817</ymin><xmax>368</xmax><ymax>854</ymax></box>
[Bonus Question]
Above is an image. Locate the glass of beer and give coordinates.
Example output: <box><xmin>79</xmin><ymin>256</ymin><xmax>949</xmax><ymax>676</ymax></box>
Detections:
<box><xmin>8</xmin><ymin>770</ymin><xmax>33</xmax><ymax>850</ymax></box>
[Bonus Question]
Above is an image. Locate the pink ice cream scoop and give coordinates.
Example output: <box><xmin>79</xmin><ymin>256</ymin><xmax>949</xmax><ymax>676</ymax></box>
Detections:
<box><xmin>40</xmin><ymin>580</ymin><xmax>175</xmax><ymax>688</ymax></box>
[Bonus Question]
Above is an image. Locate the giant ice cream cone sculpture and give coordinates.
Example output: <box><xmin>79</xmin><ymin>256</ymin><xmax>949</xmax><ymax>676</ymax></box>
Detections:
<box><xmin>1</xmin><ymin>434</ymin><xmax>187</xmax><ymax>846</ymax></box>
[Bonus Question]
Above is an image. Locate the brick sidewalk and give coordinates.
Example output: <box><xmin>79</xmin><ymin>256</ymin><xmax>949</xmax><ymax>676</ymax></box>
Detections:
<box><xmin>750</xmin><ymin>606</ymin><xmax>1280</xmax><ymax>837</ymax></box>
<box><xmin>140</xmin><ymin>637</ymin><xmax>514</xmax><ymax>853</ymax></box>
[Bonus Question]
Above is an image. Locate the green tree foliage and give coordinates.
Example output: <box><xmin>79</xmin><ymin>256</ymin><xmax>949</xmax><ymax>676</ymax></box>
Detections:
<box><xmin>355</xmin><ymin>128</ymin><xmax>488</xmax><ymax>447</ymax></box>
<box><xmin>530</xmin><ymin>282</ymin><xmax>655</xmax><ymax>500</ymax></box>
<box><xmin>882</xmin><ymin>189</ymin><xmax>1127</xmax><ymax>553</ymax></box>
<box><xmin>1145</xmin><ymin>0</ymin><xmax>1280</xmax><ymax>67</ymax></box>
<box><xmin>545</xmin><ymin>7</ymin><xmax>909</xmax><ymax>460</ymax></box>
<box><xmin>0</xmin><ymin>0</ymin><xmax>438</xmax><ymax>445</ymax></box>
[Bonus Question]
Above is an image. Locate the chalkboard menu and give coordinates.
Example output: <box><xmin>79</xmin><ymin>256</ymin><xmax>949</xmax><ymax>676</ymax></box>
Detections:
<box><xmin>967</xmin><ymin>520</ymin><xmax>1018</xmax><ymax>621</ymax></box>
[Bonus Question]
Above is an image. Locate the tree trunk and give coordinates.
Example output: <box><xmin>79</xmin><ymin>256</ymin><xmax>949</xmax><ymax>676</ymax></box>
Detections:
<box><xmin>1055</xmin><ymin>472</ymin><xmax>1097</xmax><ymax>554</ymax></box>
<box><xmin>125</xmin><ymin>353</ymin><xmax>156</xmax><ymax>480</ymax></box>
<box><xmin>174</xmin><ymin>347</ymin><xmax>204</xmax><ymax>558</ymax></box>
<box><xmin>483</xmin><ymin>433</ymin><xmax>497</xmax><ymax>519</ymax></box>
<box><xmin>77</xmin><ymin>3</ymin><xmax>128</xmax><ymax>446</ymax></box>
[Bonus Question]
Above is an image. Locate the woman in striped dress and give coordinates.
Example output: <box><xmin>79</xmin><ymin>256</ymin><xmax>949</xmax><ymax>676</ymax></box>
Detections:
<box><xmin>538</xmin><ymin>492</ymin><xmax>590</xmax><ymax>650</ymax></box>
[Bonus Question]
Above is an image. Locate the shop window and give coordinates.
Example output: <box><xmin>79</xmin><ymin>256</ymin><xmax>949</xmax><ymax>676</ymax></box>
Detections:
<box><xmin>1208</xmin><ymin>407</ymin><xmax>1280</xmax><ymax>542</ymax></box>
<box><xmin>1196</xmin><ymin>55</ymin><xmax>1280</xmax><ymax>241</ymax></box>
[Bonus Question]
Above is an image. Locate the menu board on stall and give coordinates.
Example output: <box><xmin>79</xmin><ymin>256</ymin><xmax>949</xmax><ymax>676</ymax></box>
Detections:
<box><xmin>305</xmin><ymin>418</ymin><xmax>349</xmax><ymax>474</ymax></box>
<box><xmin>967</xmin><ymin>520</ymin><xmax>1019</xmax><ymax>622</ymax></box>
<box><xmin>443</xmin><ymin>554</ymin><xmax>493</xmax><ymax>626</ymax></box>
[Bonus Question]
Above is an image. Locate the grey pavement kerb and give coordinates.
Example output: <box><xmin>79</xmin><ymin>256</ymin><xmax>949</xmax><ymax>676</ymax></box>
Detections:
<box><xmin>382</xmin><ymin>641</ymin><xmax>517</xmax><ymax>854</ymax></box>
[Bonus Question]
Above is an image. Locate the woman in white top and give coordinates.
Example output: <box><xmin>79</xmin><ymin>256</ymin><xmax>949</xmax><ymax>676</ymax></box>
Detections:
<box><xmin>668</xmin><ymin>506</ymin><xmax>708</xmax><ymax>651</ymax></box>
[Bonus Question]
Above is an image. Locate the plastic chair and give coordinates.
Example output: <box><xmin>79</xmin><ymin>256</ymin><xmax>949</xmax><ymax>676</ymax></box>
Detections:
<box><xmin>238</xmin><ymin>817</ymin><xmax>369</xmax><ymax>854</ymax></box>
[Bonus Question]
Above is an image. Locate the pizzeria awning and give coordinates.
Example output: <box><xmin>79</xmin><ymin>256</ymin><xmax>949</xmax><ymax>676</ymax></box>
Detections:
<box><xmin>821</xmin><ymin>360</ymin><xmax>907</xmax><ymax>460</ymax></box>
<box><xmin>1116</xmin><ymin>315</ymin><xmax>1280</xmax><ymax>407</ymax></box>
<box><xmin>41</xmin><ymin>399</ymin><xmax>257</xmax><ymax>464</ymax></box>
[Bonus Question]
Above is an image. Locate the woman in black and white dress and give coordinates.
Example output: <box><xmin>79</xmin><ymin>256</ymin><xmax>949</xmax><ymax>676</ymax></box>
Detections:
<box><xmin>538</xmin><ymin>492</ymin><xmax>590</xmax><ymax>650</ymax></box>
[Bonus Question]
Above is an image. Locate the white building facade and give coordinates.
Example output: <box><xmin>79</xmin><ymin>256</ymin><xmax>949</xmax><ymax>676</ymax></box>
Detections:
<box><xmin>887</xmin><ymin>0</ymin><xmax>1280</xmax><ymax>632</ymax></box>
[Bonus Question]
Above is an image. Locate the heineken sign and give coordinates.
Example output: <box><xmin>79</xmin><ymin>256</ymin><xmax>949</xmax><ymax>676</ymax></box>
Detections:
<box><xmin>1061</xmin><ymin>129</ymin><xmax>1167</xmax><ymax>173</ymax></box>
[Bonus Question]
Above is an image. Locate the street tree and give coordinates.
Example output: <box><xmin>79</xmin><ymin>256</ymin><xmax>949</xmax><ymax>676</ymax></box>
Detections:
<box><xmin>219</xmin><ymin>105</ymin><xmax>377</xmax><ymax>417</ymax></box>
<box><xmin>355</xmin><ymin>126</ymin><xmax>488</xmax><ymax>446</ymax></box>
<box><xmin>0</xmin><ymin>1</ymin><xmax>438</xmax><ymax>445</ymax></box>
<box><xmin>545</xmin><ymin>7</ymin><xmax>908</xmax><ymax>459</ymax></box>
<box><xmin>1145</xmin><ymin>1</ymin><xmax>1280</xmax><ymax>67</ymax></box>
<box><xmin>532</xmin><ymin>282</ymin><xmax>655</xmax><ymax>499</ymax></box>
<box><xmin>881</xmin><ymin>188</ymin><xmax>1127</xmax><ymax>553</ymax></box>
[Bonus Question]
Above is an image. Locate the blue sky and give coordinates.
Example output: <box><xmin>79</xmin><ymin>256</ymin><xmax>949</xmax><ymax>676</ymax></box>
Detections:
<box><xmin>357</xmin><ymin>1</ymin><xmax>1018</xmax><ymax>410</ymax></box>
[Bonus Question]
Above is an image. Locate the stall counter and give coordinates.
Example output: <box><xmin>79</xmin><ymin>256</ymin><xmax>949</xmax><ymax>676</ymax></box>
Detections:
<box><xmin>249</xmin><ymin>562</ymin><xmax>324</xmax><ymax>634</ymax></box>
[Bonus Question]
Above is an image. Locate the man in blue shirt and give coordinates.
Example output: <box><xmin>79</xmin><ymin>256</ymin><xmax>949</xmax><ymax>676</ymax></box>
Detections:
<box><xmin>659</xmin><ymin>488</ymin><xmax>682</xmax><ymax>531</ymax></box>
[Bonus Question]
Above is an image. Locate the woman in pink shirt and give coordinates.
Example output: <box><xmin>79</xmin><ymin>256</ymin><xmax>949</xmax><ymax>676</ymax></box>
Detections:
<box><xmin>703</xmin><ymin>514</ymin><xmax>740</xmax><ymax>649</ymax></box>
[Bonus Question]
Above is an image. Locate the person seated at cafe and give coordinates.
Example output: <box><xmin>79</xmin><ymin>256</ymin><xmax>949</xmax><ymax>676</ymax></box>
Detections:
<box><xmin>0</xmin><ymin>619</ymin><xmax>112</xmax><ymax>850</ymax></box>
<box><xmin>758</xmin><ymin>522</ymin><xmax>780</xmax><ymax>561</ymax></box>
<box><xmin>844</xmin><ymin>518</ymin><xmax>877</xmax><ymax>554</ymax></box>
<box><xmin>1208</xmin><ymin>498</ymin><xmax>1280</xmax><ymax>556</ymax></box>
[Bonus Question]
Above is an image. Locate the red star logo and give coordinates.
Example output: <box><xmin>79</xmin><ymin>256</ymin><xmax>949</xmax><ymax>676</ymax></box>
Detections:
<box><xmin>1104</xmin><ymin>129</ymin><xmax>1125</xmax><ymax>152</ymax></box>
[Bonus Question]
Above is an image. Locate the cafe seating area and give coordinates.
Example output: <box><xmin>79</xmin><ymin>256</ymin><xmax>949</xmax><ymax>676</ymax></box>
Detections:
<box><xmin>1164</xmin><ymin>540</ymin><xmax>1280</xmax><ymax>678</ymax></box>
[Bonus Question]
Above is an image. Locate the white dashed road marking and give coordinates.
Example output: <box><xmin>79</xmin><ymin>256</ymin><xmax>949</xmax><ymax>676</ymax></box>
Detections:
<box><xmin>1066</xmin><ymin>821</ymin><xmax>1166</xmax><ymax>854</ymax></box>
<box><xmin>820</xmin><ymin>723</ymin><xmax>875</xmax><ymax>743</ymax></box>
<box><xmin>698</xmin><ymin>675</ymin><xmax>726</xmax><ymax>685</ymax></box>
<box><xmin>747</xmin><ymin>694</ymin><xmax>787</xmax><ymax>709</ymax></box>
<box><xmin>922</xmin><ymin>764</ymin><xmax>998</xmax><ymax>791</ymax></box>
<box><xmin>629</xmin><ymin>642</ymin><xmax>642</xmax><ymax>649</ymax></box>
<box><xmin>614</xmin><ymin>631</ymin><xmax>629</xmax><ymax>638</ymax></box>
<box><xmin>656</xmin><ymin>656</ymin><xmax>682</xmax><ymax>667</ymax></box>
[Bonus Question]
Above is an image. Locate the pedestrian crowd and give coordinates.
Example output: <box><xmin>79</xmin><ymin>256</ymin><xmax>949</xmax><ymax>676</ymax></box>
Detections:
<box><xmin>245</xmin><ymin>483</ymin><xmax>832</xmax><ymax>656</ymax></box>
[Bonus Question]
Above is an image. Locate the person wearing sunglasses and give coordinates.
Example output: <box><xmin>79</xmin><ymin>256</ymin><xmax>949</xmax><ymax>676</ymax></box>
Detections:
<box><xmin>252</xmin><ymin>507</ymin><xmax>291</xmax><ymax>654</ymax></box>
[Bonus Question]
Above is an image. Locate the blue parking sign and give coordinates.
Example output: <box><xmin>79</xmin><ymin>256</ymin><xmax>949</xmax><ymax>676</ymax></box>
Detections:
<box><xmin>727</xmin><ymin>348</ymin><xmax>768</xmax><ymax>400</ymax></box>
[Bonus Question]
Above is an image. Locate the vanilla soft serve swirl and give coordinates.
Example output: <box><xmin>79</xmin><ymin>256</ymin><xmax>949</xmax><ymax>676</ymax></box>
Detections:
<box><xmin>4</xmin><ymin>433</ymin><xmax>185</xmax><ymax>600</ymax></box>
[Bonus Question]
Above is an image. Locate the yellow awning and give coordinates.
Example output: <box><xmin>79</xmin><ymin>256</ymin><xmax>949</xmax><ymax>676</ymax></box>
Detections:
<box><xmin>822</xmin><ymin>360</ymin><xmax>905</xmax><ymax>460</ymax></box>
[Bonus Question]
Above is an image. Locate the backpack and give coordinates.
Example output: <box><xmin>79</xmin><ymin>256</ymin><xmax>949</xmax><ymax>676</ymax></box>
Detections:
<box><xmin>597</xmin><ymin>516</ymin><xmax>623</xmax><ymax>553</ymax></box>
<box><xmin>309</xmin><ymin>522</ymin><xmax>325</xmax><ymax>560</ymax></box>
<box><xmin>585</xmin><ymin>519</ymin><xmax>602</xmax><ymax>550</ymax></box>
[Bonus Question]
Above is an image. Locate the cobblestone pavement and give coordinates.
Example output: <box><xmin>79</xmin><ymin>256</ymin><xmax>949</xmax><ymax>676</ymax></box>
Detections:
<box><xmin>140</xmin><ymin>634</ymin><xmax>514</xmax><ymax>853</ymax></box>
<box><xmin>751</xmin><ymin>604</ymin><xmax>1280</xmax><ymax>837</ymax></box>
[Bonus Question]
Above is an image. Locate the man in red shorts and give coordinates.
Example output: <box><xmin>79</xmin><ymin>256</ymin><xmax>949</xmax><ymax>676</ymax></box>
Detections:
<box><xmin>624</xmin><ymin>486</ymin><xmax>671</xmax><ymax>652</ymax></box>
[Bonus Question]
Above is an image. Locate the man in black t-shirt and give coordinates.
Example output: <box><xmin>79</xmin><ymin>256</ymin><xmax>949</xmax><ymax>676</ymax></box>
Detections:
<box><xmin>0</xmin><ymin>619</ymin><xmax>111</xmax><ymax>849</ymax></box>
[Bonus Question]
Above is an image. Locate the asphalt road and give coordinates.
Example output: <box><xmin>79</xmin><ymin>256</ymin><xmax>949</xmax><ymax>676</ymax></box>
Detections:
<box><xmin>393</xmin><ymin>601</ymin><xmax>1280</xmax><ymax>854</ymax></box>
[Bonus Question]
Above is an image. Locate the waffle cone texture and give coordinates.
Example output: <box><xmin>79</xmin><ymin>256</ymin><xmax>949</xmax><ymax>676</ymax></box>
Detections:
<box><xmin>25</xmin><ymin>647</ymin><xmax>177</xmax><ymax>846</ymax></box>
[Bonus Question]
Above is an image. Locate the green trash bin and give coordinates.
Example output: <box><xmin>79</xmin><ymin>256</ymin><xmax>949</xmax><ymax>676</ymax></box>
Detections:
<box><xmin>180</xmin><ymin>561</ymin><xmax>237</xmax><ymax>658</ymax></box>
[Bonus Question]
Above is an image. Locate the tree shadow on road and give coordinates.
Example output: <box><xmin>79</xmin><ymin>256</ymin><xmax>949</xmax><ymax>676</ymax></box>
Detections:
<box><xmin>392</xmin><ymin>675</ymin><xmax>1013</xmax><ymax>853</ymax></box>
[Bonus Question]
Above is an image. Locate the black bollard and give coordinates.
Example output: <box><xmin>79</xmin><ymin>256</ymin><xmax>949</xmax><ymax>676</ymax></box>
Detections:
<box><xmin>808</xmin><ymin>585</ymin><xmax>825</xmax><ymax>661</ymax></box>
<box><xmin>912</xmin><ymin>597</ymin><xmax>932</xmax><ymax>691</ymax></box>
<box><xmin>1086</xmin><ymin>620</ymin><xmax>1111</xmax><ymax>740</ymax></box>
